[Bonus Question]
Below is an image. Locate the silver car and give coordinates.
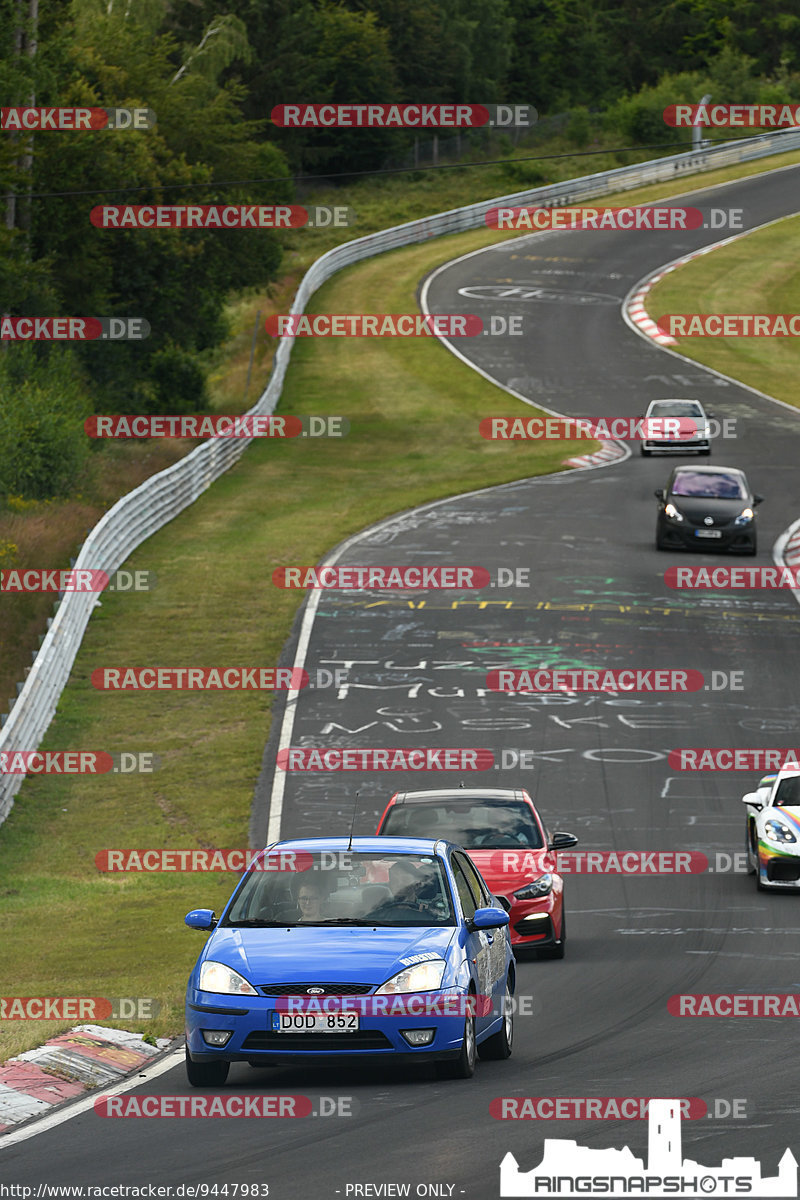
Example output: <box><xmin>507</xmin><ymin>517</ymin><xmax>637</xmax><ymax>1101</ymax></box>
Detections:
<box><xmin>640</xmin><ymin>398</ymin><xmax>712</xmax><ymax>456</ymax></box>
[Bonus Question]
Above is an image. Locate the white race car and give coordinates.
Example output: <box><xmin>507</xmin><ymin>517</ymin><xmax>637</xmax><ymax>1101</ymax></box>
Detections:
<box><xmin>743</xmin><ymin>767</ymin><xmax>800</xmax><ymax>889</ymax></box>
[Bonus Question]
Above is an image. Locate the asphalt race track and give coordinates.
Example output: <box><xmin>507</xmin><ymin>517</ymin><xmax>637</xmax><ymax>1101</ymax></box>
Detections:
<box><xmin>4</xmin><ymin>165</ymin><xmax>800</xmax><ymax>1198</ymax></box>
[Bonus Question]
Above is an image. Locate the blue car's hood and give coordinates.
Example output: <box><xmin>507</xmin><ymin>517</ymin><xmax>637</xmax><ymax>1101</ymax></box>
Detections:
<box><xmin>203</xmin><ymin>925</ymin><xmax>457</xmax><ymax>987</ymax></box>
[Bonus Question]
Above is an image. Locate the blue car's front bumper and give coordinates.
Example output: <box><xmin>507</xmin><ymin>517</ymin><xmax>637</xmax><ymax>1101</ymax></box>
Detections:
<box><xmin>185</xmin><ymin>988</ymin><xmax>482</xmax><ymax>1065</ymax></box>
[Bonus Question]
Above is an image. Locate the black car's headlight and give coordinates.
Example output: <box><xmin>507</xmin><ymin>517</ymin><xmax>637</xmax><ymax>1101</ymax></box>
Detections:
<box><xmin>664</xmin><ymin>502</ymin><xmax>684</xmax><ymax>522</ymax></box>
<box><xmin>764</xmin><ymin>820</ymin><xmax>797</xmax><ymax>846</ymax></box>
<box><xmin>199</xmin><ymin>961</ymin><xmax>258</xmax><ymax>995</ymax></box>
<box><xmin>514</xmin><ymin>873</ymin><xmax>553</xmax><ymax>900</ymax></box>
<box><xmin>734</xmin><ymin>507</ymin><xmax>754</xmax><ymax>526</ymax></box>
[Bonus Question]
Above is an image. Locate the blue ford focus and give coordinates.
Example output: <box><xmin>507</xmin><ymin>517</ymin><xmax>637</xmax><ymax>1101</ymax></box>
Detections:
<box><xmin>184</xmin><ymin>837</ymin><xmax>514</xmax><ymax>1084</ymax></box>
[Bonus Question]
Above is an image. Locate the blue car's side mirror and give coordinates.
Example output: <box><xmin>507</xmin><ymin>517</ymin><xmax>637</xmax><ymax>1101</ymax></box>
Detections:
<box><xmin>471</xmin><ymin>906</ymin><xmax>510</xmax><ymax>931</ymax></box>
<box><xmin>185</xmin><ymin>908</ymin><xmax>217</xmax><ymax>930</ymax></box>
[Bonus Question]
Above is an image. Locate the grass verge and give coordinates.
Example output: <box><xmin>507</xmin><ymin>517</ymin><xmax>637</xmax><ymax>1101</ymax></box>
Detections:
<box><xmin>647</xmin><ymin>213</ymin><xmax>800</xmax><ymax>407</ymax></box>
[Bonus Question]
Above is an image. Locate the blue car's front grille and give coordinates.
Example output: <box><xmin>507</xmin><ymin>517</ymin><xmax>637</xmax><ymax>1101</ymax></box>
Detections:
<box><xmin>257</xmin><ymin>982</ymin><xmax>373</xmax><ymax>996</ymax></box>
<box><xmin>242</xmin><ymin>1031</ymin><xmax>392</xmax><ymax>1051</ymax></box>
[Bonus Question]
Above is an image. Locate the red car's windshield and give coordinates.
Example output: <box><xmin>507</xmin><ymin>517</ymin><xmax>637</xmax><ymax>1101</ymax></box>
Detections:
<box><xmin>381</xmin><ymin>802</ymin><xmax>543</xmax><ymax>849</ymax></box>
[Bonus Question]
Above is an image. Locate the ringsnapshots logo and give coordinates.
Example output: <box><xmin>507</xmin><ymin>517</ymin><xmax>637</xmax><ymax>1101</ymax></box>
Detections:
<box><xmin>0</xmin><ymin>106</ymin><xmax>155</xmax><ymax>130</ymax></box>
<box><xmin>499</xmin><ymin>1098</ymin><xmax>798</xmax><ymax>1197</ymax></box>
<box><xmin>271</xmin><ymin>103</ymin><xmax>537</xmax><ymax>128</ymax></box>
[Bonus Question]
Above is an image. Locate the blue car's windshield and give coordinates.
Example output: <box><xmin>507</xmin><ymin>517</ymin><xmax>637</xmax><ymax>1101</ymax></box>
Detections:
<box><xmin>222</xmin><ymin>851</ymin><xmax>456</xmax><ymax>927</ymax></box>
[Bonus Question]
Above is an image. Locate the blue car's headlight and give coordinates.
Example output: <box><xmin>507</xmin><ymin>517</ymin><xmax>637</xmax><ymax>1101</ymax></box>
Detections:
<box><xmin>733</xmin><ymin>507</ymin><xmax>754</xmax><ymax>526</ymax></box>
<box><xmin>764</xmin><ymin>820</ymin><xmax>797</xmax><ymax>846</ymax></box>
<box><xmin>375</xmin><ymin>960</ymin><xmax>446</xmax><ymax>994</ymax></box>
<box><xmin>514</xmin><ymin>873</ymin><xmax>553</xmax><ymax>900</ymax></box>
<box><xmin>199</xmin><ymin>960</ymin><xmax>259</xmax><ymax>995</ymax></box>
<box><xmin>664</xmin><ymin>503</ymin><xmax>684</xmax><ymax>522</ymax></box>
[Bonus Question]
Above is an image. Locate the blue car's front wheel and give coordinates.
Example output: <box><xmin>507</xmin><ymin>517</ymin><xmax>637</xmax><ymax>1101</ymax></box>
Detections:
<box><xmin>185</xmin><ymin>1046</ymin><xmax>230</xmax><ymax>1087</ymax></box>
<box><xmin>435</xmin><ymin>1001</ymin><xmax>476</xmax><ymax>1080</ymax></box>
<box><xmin>478</xmin><ymin>976</ymin><xmax>514</xmax><ymax>1061</ymax></box>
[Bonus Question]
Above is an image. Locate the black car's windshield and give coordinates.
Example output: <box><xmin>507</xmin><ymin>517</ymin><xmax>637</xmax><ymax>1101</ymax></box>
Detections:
<box><xmin>222</xmin><ymin>851</ymin><xmax>456</xmax><ymax>927</ymax></box>
<box><xmin>381</xmin><ymin>801</ymin><xmax>543</xmax><ymax>849</ymax></box>
<box><xmin>670</xmin><ymin>471</ymin><xmax>746</xmax><ymax>499</ymax></box>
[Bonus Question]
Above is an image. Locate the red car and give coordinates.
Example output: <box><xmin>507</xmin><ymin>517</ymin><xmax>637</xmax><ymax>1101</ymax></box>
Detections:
<box><xmin>376</xmin><ymin>787</ymin><xmax>577</xmax><ymax>958</ymax></box>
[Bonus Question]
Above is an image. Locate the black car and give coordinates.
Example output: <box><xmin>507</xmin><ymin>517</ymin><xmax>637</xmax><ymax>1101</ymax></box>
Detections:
<box><xmin>655</xmin><ymin>465</ymin><xmax>762</xmax><ymax>555</ymax></box>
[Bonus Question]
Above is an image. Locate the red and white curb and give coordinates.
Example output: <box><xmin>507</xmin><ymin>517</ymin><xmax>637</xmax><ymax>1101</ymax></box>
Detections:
<box><xmin>623</xmin><ymin>214</ymin><xmax>796</xmax><ymax>351</ymax></box>
<box><xmin>564</xmin><ymin>441</ymin><xmax>627</xmax><ymax>469</ymax></box>
<box><xmin>625</xmin><ymin>237</ymin><xmax>741</xmax><ymax>347</ymax></box>
<box><xmin>0</xmin><ymin>1026</ymin><xmax>171</xmax><ymax>1133</ymax></box>
<box><xmin>626</xmin><ymin>266</ymin><xmax>678</xmax><ymax>346</ymax></box>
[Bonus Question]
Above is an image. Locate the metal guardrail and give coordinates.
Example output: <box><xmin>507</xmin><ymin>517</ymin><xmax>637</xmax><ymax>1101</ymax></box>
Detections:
<box><xmin>2</xmin><ymin>127</ymin><xmax>799</xmax><ymax>824</ymax></box>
